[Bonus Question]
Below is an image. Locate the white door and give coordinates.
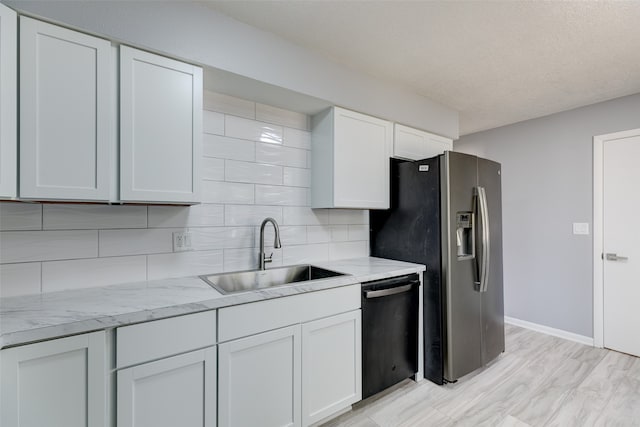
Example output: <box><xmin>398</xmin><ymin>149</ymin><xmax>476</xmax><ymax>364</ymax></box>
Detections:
<box><xmin>0</xmin><ymin>331</ymin><xmax>106</xmax><ymax>427</ymax></box>
<box><xmin>218</xmin><ymin>325</ymin><xmax>301</xmax><ymax>427</ymax></box>
<box><xmin>602</xmin><ymin>132</ymin><xmax>640</xmax><ymax>356</ymax></box>
<box><xmin>120</xmin><ymin>46</ymin><xmax>202</xmax><ymax>204</ymax></box>
<box><xmin>117</xmin><ymin>347</ymin><xmax>216</xmax><ymax>427</ymax></box>
<box><xmin>301</xmin><ymin>310</ymin><xmax>362</xmax><ymax>427</ymax></box>
<box><xmin>0</xmin><ymin>4</ymin><xmax>17</xmax><ymax>199</ymax></box>
<box><xmin>20</xmin><ymin>17</ymin><xmax>113</xmax><ymax>201</ymax></box>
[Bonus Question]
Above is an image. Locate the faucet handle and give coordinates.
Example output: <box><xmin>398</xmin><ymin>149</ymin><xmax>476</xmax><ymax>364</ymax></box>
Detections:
<box><xmin>264</xmin><ymin>252</ymin><xmax>274</xmax><ymax>264</ymax></box>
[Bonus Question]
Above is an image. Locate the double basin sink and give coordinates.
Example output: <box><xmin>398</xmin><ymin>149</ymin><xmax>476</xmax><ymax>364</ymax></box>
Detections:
<box><xmin>200</xmin><ymin>264</ymin><xmax>347</xmax><ymax>295</ymax></box>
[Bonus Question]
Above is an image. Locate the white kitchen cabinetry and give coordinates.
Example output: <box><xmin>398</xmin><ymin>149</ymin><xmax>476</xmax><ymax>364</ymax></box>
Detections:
<box><xmin>312</xmin><ymin>107</ymin><xmax>392</xmax><ymax>209</ymax></box>
<box><xmin>0</xmin><ymin>331</ymin><xmax>106</xmax><ymax>427</ymax></box>
<box><xmin>116</xmin><ymin>310</ymin><xmax>217</xmax><ymax>427</ymax></box>
<box><xmin>218</xmin><ymin>284</ymin><xmax>361</xmax><ymax>427</ymax></box>
<box><xmin>218</xmin><ymin>325</ymin><xmax>301</xmax><ymax>427</ymax></box>
<box><xmin>393</xmin><ymin>123</ymin><xmax>453</xmax><ymax>161</ymax></box>
<box><xmin>120</xmin><ymin>46</ymin><xmax>202</xmax><ymax>204</ymax></box>
<box><xmin>19</xmin><ymin>17</ymin><xmax>113</xmax><ymax>201</ymax></box>
<box><xmin>301</xmin><ymin>311</ymin><xmax>361</xmax><ymax>426</ymax></box>
<box><xmin>118</xmin><ymin>348</ymin><xmax>216</xmax><ymax>427</ymax></box>
<box><xmin>0</xmin><ymin>4</ymin><xmax>17</xmax><ymax>199</ymax></box>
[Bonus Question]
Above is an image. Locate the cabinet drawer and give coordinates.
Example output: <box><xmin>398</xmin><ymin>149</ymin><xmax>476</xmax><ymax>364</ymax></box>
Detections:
<box><xmin>117</xmin><ymin>310</ymin><xmax>216</xmax><ymax>368</ymax></box>
<box><xmin>219</xmin><ymin>284</ymin><xmax>360</xmax><ymax>342</ymax></box>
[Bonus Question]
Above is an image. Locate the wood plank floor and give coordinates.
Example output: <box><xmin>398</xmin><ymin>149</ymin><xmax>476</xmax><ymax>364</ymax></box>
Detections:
<box><xmin>323</xmin><ymin>324</ymin><xmax>640</xmax><ymax>427</ymax></box>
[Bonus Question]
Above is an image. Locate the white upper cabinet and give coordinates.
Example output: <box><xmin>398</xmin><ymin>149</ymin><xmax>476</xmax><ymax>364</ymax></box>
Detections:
<box><xmin>19</xmin><ymin>17</ymin><xmax>113</xmax><ymax>201</ymax></box>
<box><xmin>312</xmin><ymin>107</ymin><xmax>392</xmax><ymax>209</ymax></box>
<box><xmin>393</xmin><ymin>123</ymin><xmax>453</xmax><ymax>161</ymax></box>
<box><xmin>120</xmin><ymin>46</ymin><xmax>202</xmax><ymax>204</ymax></box>
<box><xmin>0</xmin><ymin>4</ymin><xmax>17</xmax><ymax>199</ymax></box>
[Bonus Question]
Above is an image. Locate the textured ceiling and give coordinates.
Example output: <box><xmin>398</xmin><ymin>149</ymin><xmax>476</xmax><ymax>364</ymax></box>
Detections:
<box><xmin>201</xmin><ymin>1</ymin><xmax>640</xmax><ymax>135</ymax></box>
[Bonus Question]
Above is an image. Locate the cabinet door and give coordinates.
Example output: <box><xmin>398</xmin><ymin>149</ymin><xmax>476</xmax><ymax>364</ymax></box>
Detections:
<box><xmin>120</xmin><ymin>46</ymin><xmax>202</xmax><ymax>204</ymax></box>
<box><xmin>19</xmin><ymin>17</ymin><xmax>113</xmax><ymax>201</ymax></box>
<box><xmin>0</xmin><ymin>4</ymin><xmax>16</xmax><ymax>199</ymax></box>
<box><xmin>394</xmin><ymin>124</ymin><xmax>453</xmax><ymax>161</ymax></box>
<box><xmin>218</xmin><ymin>325</ymin><xmax>301</xmax><ymax>427</ymax></box>
<box><xmin>117</xmin><ymin>347</ymin><xmax>216</xmax><ymax>427</ymax></box>
<box><xmin>0</xmin><ymin>331</ymin><xmax>106</xmax><ymax>427</ymax></box>
<box><xmin>333</xmin><ymin>107</ymin><xmax>392</xmax><ymax>209</ymax></box>
<box><xmin>301</xmin><ymin>310</ymin><xmax>362</xmax><ymax>426</ymax></box>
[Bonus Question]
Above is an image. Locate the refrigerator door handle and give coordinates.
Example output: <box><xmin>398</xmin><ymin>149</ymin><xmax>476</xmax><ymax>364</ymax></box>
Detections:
<box><xmin>477</xmin><ymin>186</ymin><xmax>491</xmax><ymax>293</ymax></box>
<box><xmin>473</xmin><ymin>190</ymin><xmax>481</xmax><ymax>290</ymax></box>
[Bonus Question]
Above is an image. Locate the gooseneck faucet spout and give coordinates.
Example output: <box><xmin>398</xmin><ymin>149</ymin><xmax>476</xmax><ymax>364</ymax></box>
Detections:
<box><xmin>259</xmin><ymin>217</ymin><xmax>282</xmax><ymax>270</ymax></box>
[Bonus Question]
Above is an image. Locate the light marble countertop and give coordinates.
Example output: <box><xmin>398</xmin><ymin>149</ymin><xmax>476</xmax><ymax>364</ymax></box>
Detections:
<box><xmin>0</xmin><ymin>257</ymin><xmax>424</xmax><ymax>349</ymax></box>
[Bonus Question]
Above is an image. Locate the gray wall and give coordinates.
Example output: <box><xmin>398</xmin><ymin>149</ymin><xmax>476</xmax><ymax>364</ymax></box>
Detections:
<box><xmin>455</xmin><ymin>93</ymin><xmax>640</xmax><ymax>337</ymax></box>
<box><xmin>3</xmin><ymin>0</ymin><xmax>458</xmax><ymax>139</ymax></box>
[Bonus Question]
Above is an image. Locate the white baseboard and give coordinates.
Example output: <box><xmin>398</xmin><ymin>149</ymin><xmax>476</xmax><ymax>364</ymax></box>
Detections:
<box><xmin>505</xmin><ymin>316</ymin><xmax>594</xmax><ymax>346</ymax></box>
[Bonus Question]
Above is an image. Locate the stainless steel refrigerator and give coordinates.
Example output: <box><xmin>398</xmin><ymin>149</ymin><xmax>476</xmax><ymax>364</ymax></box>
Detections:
<box><xmin>370</xmin><ymin>151</ymin><xmax>504</xmax><ymax>384</ymax></box>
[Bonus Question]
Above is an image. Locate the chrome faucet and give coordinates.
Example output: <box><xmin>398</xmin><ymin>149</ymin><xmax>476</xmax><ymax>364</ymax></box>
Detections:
<box><xmin>259</xmin><ymin>217</ymin><xmax>282</xmax><ymax>270</ymax></box>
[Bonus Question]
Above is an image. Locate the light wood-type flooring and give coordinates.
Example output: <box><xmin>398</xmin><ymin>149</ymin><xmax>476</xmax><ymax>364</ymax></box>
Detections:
<box><xmin>323</xmin><ymin>324</ymin><xmax>640</xmax><ymax>427</ymax></box>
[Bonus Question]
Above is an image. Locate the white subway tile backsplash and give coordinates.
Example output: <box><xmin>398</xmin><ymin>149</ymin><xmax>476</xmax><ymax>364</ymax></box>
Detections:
<box><xmin>329</xmin><ymin>241</ymin><xmax>369</xmax><ymax>261</ymax></box>
<box><xmin>42</xmin><ymin>256</ymin><xmax>147</xmax><ymax>293</ymax></box>
<box><xmin>225</xmin><ymin>115</ymin><xmax>283</xmax><ymax>144</ymax></box>
<box><xmin>202</xmin><ymin>181</ymin><xmax>254</xmax><ymax>204</ymax></box>
<box><xmin>307</xmin><ymin>226</ymin><xmax>331</xmax><ymax>244</ymax></box>
<box><xmin>0</xmin><ymin>203</ymin><xmax>42</xmax><ymax>231</ymax></box>
<box><xmin>329</xmin><ymin>209</ymin><xmax>369</xmax><ymax>225</ymax></box>
<box><xmin>348</xmin><ymin>225</ymin><xmax>370</xmax><ymax>241</ymax></box>
<box><xmin>283</xmin><ymin>127</ymin><xmax>311</xmax><ymax>149</ymax></box>
<box><xmin>256</xmin><ymin>225</ymin><xmax>307</xmax><ymax>247</ymax></box>
<box><xmin>330</xmin><ymin>225</ymin><xmax>349</xmax><ymax>242</ymax></box>
<box><xmin>224</xmin><ymin>247</ymin><xmax>282</xmax><ymax>272</ymax></box>
<box><xmin>147</xmin><ymin>250</ymin><xmax>223</xmax><ymax>280</ymax></box>
<box><xmin>0</xmin><ymin>263</ymin><xmax>41</xmax><ymax>297</ymax></box>
<box><xmin>203</xmin><ymin>134</ymin><xmax>255</xmax><ymax>162</ymax></box>
<box><xmin>307</xmin><ymin>225</ymin><xmax>349</xmax><ymax>243</ymax></box>
<box><xmin>255</xmin><ymin>185</ymin><xmax>309</xmax><ymax>207</ymax></box>
<box><xmin>225</xmin><ymin>160</ymin><xmax>283</xmax><ymax>185</ymax></box>
<box><xmin>283</xmin><ymin>207</ymin><xmax>329</xmax><ymax>226</ymax></box>
<box><xmin>282</xmin><ymin>243</ymin><xmax>329</xmax><ymax>265</ymax></box>
<box><xmin>99</xmin><ymin>229</ymin><xmax>175</xmax><ymax>257</ymax></box>
<box><xmin>225</xmin><ymin>205</ymin><xmax>283</xmax><ymax>226</ymax></box>
<box><xmin>203</xmin><ymin>110</ymin><xmax>225</xmax><ymax>135</ymax></box>
<box><xmin>43</xmin><ymin>205</ymin><xmax>147</xmax><ymax>230</ymax></box>
<box><xmin>256</xmin><ymin>143</ymin><xmax>307</xmax><ymax>168</ymax></box>
<box><xmin>283</xmin><ymin>167</ymin><xmax>310</xmax><ymax>188</ymax></box>
<box><xmin>191</xmin><ymin>227</ymin><xmax>255</xmax><ymax>250</ymax></box>
<box><xmin>204</xmin><ymin>91</ymin><xmax>255</xmax><ymax>119</ymax></box>
<box><xmin>148</xmin><ymin>204</ymin><xmax>224</xmax><ymax>228</ymax></box>
<box><xmin>202</xmin><ymin>157</ymin><xmax>225</xmax><ymax>181</ymax></box>
<box><xmin>256</xmin><ymin>103</ymin><xmax>309</xmax><ymax>130</ymax></box>
<box><xmin>0</xmin><ymin>230</ymin><xmax>98</xmax><ymax>263</ymax></box>
<box><xmin>4</xmin><ymin>95</ymin><xmax>370</xmax><ymax>294</ymax></box>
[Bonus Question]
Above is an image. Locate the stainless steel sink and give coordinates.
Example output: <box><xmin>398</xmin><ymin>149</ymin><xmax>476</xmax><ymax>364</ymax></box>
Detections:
<box><xmin>200</xmin><ymin>264</ymin><xmax>347</xmax><ymax>295</ymax></box>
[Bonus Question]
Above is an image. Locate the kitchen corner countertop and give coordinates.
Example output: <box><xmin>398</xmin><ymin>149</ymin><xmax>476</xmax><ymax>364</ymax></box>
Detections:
<box><xmin>0</xmin><ymin>257</ymin><xmax>425</xmax><ymax>349</ymax></box>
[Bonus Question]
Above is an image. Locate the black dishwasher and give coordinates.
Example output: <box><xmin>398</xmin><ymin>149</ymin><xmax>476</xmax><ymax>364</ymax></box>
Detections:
<box><xmin>361</xmin><ymin>273</ymin><xmax>419</xmax><ymax>399</ymax></box>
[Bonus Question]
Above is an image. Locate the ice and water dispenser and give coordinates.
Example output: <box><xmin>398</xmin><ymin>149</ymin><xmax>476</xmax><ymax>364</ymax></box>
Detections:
<box><xmin>456</xmin><ymin>212</ymin><xmax>475</xmax><ymax>260</ymax></box>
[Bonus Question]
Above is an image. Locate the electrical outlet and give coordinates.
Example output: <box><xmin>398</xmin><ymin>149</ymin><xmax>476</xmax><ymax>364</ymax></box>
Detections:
<box><xmin>173</xmin><ymin>231</ymin><xmax>193</xmax><ymax>252</ymax></box>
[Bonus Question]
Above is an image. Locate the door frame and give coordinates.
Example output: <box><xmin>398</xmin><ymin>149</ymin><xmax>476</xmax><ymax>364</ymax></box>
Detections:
<box><xmin>593</xmin><ymin>128</ymin><xmax>640</xmax><ymax>348</ymax></box>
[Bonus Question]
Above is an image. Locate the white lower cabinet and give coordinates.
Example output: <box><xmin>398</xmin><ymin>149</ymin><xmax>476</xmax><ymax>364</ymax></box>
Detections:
<box><xmin>217</xmin><ymin>285</ymin><xmax>362</xmax><ymax>427</ymax></box>
<box><xmin>302</xmin><ymin>311</ymin><xmax>362</xmax><ymax>426</ymax></box>
<box><xmin>0</xmin><ymin>331</ymin><xmax>106</xmax><ymax>427</ymax></box>
<box><xmin>117</xmin><ymin>347</ymin><xmax>216</xmax><ymax>427</ymax></box>
<box><xmin>218</xmin><ymin>325</ymin><xmax>301</xmax><ymax>427</ymax></box>
<box><xmin>115</xmin><ymin>310</ymin><xmax>217</xmax><ymax>427</ymax></box>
